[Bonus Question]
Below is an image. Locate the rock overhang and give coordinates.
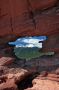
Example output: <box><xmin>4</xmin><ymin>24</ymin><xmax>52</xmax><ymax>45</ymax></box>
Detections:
<box><xmin>0</xmin><ymin>0</ymin><xmax>59</xmax><ymax>52</ymax></box>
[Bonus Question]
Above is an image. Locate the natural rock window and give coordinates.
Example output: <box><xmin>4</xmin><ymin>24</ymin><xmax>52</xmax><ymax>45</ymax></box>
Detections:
<box><xmin>9</xmin><ymin>36</ymin><xmax>54</xmax><ymax>60</ymax></box>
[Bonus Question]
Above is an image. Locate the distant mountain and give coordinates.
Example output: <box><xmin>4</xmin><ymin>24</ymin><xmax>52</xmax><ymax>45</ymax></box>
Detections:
<box><xmin>14</xmin><ymin>47</ymin><xmax>42</xmax><ymax>60</ymax></box>
<box><xmin>14</xmin><ymin>47</ymin><xmax>54</xmax><ymax>60</ymax></box>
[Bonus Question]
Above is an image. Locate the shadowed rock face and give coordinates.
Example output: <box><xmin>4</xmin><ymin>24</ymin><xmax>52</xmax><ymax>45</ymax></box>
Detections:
<box><xmin>42</xmin><ymin>34</ymin><xmax>59</xmax><ymax>52</ymax></box>
<box><xmin>26</xmin><ymin>73</ymin><xmax>59</xmax><ymax>90</ymax></box>
<box><xmin>0</xmin><ymin>0</ymin><xmax>58</xmax><ymax>37</ymax></box>
<box><xmin>0</xmin><ymin>0</ymin><xmax>59</xmax><ymax>53</ymax></box>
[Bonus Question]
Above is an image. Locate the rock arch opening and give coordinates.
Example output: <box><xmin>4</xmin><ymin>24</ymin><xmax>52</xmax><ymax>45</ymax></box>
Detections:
<box><xmin>9</xmin><ymin>36</ymin><xmax>54</xmax><ymax>60</ymax></box>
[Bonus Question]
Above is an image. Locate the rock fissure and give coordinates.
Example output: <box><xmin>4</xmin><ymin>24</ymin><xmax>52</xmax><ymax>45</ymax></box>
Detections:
<box><xmin>26</xmin><ymin>0</ymin><xmax>36</xmax><ymax>29</ymax></box>
<box><xmin>16</xmin><ymin>74</ymin><xmax>35</xmax><ymax>90</ymax></box>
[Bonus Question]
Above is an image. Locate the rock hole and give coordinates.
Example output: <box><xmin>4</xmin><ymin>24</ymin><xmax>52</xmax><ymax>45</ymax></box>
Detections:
<box><xmin>9</xmin><ymin>36</ymin><xmax>47</xmax><ymax>60</ymax></box>
<box><xmin>16</xmin><ymin>73</ymin><xmax>38</xmax><ymax>90</ymax></box>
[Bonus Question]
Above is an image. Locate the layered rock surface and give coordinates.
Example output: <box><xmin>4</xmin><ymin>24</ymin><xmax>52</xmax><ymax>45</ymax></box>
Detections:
<box><xmin>0</xmin><ymin>0</ymin><xmax>59</xmax><ymax>36</ymax></box>
<box><xmin>26</xmin><ymin>73</ymin><xmax>59</xmax><ymax>90</ymax></box>
<box><xmin>42</xmin><ymin>34</ymin><xmax>59</xmax><ymax>52</ymax></box>
<box><xmin>0</xmin><ymin>57</ymin><xmax>59</xmax><ymax>90</ymax></box>
<box><xmin>0</xmin><ymin>0</ymin><xmax>59</xmax><ymax>52</ymax></box>
<box><xmin>0</xmin><ymin>0</ymin><xmax>59</xmax><ymax>90</ymax></box>
<box><xmin>0</xmin><ymin>67</ymin><xmax>34</xmax><ymax>90</ymax></box>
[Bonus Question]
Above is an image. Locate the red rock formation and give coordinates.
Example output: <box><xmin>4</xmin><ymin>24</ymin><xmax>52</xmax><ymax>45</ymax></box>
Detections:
<box><xmin>42</xmin><ymin>34</ymin><xmax>59</xmax><ymax>52</ymax></box>
<box><xmin>26</xmin><ymin>72</ymin><xmax>59</xmax><ymax>90</ymax></box>
<box><xmin>0</xmin><ymin>1</ymin><xmax>59</xmax><ymax>89</ymax></box>
<box><xmin>0</xmin><ymin>0</ymin><xmax>58</xmax><ymax>37</ymax></box>
<box><xmin>0</xmin><ymin>57</ymin><xmax>14</xmax><ymax>66</ymax></box>
<box><xmin>0</xmin><ymin>0</ymin><xmax>59</xmax><ymax>53</ymax></box>
<box><xmin>29</xmin><ymin>0</ymin><xmax>57</xmax><ymax>11</ymax></box>
<box><xmin>0</xmin><ymin>67</ymin><xmax>35</xmax><ymax>90</ymax></box>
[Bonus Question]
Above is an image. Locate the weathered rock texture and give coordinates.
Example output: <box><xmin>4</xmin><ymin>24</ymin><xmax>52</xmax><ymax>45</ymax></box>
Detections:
<box><xmin>0</xmin><ymin>0</ymin><xmax>59</xmax><ymax>52</ymax></box>
<box><xmin>0</xmin><ymin>0</ymin><xmax>59</xmax><ymax>90</ymax></box>
<box><xmin>42</xmin><ymin>34</ymin><xmax>59</xmax><ymax>52</ymax></box>
<box><xmin>0</xmin><ymin>0</ymin><xmax>59</xmax><ymax>35</ymax></box>
<box><xmin>0</xmin><ymin>67</ymin><xmax>34</xmax><ymax>90</ymax></box>
<box><xmin>26</xmin><ymin>73</ymin><xmax>59</xmax><ymax>90</ymax></box>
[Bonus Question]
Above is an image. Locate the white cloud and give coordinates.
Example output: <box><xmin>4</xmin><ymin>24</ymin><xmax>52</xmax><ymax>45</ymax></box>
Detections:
<box><xmin>17</xmin><ymin>37</ymin><xmax>43</xmax><ymax>48</ymax></box>
<box><xmin>16</xmin><ymin>43</ymin><xmax>42</xmax><ymax>48</ymax></box>
<box><xmin>9</xmin><ymin>36</ymin><xmax>46</xmax><ymax>48</ymax></box>
<box><xmin>25</xmin><ymin>44</ymin><xmax>34</xmax><ymax>47</ymax></box>
<box><xmin>23</xmin><ymin>38</ymin><xmax>39</xmax><ymax>44</ymax></box>
<box><xmin>16</xmin><ymin>44</ymin><xmax>33</xmax><ymax>48</ymax></box>
<box><xmin>34</xmin><ymin>43</ymin><xmax>42</xmax><ymax>48</ymax></box>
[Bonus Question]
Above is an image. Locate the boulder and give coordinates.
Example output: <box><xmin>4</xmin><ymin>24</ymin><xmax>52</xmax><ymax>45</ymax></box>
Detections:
<box><xmin>26</xmin><ymin>73</ymin><xmax>59</xmax><ymax>90</ymax></box>
<box><xmin>0</xmin><ymin>79</ymin><xmax>18</xmax><ymax>90</ymax></box>
<box><xmin>0</xmin><ymin>57</ymin><xmax>14</xmax><ymax>66</ymax></box>
<box><xmin>0</xmin><ymin>68</ymin><xmax>34</xmax><ymax>90</ymax></box>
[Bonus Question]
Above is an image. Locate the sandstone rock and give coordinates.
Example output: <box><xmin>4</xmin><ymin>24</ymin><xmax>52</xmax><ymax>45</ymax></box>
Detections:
<box><xmin>27</xmin><ymin>56</ymin><xmax>58</xmax><ymax>73</ymax></box>
<box><xmin>7</xmin><ymin>69</ymin><xmax>31</xmax><ymax>82</ymax></box>
<box><xmin>29</xmin><ymin>0</ymin><xmax>57</xmax><ymax>11</ymax></box>
<box><xmin>0</xmin><ymin>0</ymin><xmax>59</xmax><ymax>38</ymax></box>
<box><xmin>0</xmin><ymin>0</ymin><xmax>59</xmax><ymax>54</ymax></box>
<box><xmin>0</xmin><ymin>67</ymin><xmax>34</xmax><ymax>90</ymax></box>
<box><xmin>42</xmin><ymin>34</ymin><xmax>59</xmax><ymax>52</ymax></box>
<box><xmin>0</xmin><ymin>66</ymin><xmax>9</xmax><ymax>76</ymax></box>
<box><xmin>39</xmin><ymin>71</ymin><xmax>48</xmax><ymax>77</ymax></box>
<box><xmin>0</xmin><ymin>57</ymin><xmax>14</xmax><ymax>66</ymax></box>
<box><xmin>26</xmin><ymin>74</ymin><xmax>59</xmax><ymax>90</ymax></box>
<box><xmin>55</xmin><ymin>68</ymin><xmax>59</xmax><ymax>75</ymax></box>
<box><xmin>0</xmin><ymin>79</ymin><xmax>18</xmax><ymax>90</ymax></box>
<box><xmin>0</xmin><ymin>0</ymin><xmax>59</xmax><ymax>89</ymax></box>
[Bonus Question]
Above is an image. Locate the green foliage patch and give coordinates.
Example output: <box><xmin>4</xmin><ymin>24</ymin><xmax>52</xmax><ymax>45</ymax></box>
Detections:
<box><xmin>14</xmin><ymin>47</ymin><xmax>54</xmax><ymax>60</ymax></box>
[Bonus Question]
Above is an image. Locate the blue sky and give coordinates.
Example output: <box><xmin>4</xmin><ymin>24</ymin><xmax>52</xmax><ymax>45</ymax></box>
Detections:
<box><xmin>9</xmin><ymin>36</ymin><xmax>46</xmax><ymax>48</ymax></box>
